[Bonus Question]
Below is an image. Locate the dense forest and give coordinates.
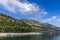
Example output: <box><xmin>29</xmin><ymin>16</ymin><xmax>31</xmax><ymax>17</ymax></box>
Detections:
<box><xmin>0</xmin><ymin>13</ymin><xmax>60</xmax><ymax>35</ymax></box>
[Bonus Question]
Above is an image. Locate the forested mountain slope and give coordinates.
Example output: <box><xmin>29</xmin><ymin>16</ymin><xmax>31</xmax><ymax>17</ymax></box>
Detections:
<box><xmin>0</xmin><ymin>13</ymin><xmax>60</xmax><ymax>35</ymax></box>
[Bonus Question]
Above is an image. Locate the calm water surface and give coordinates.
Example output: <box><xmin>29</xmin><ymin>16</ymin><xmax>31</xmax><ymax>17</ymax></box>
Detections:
<box><xmin>50</xmin><ymin>35</ymin><xmax>60</xmax><ymax>40</ymax></box>
<box><xmin>0</xmin><ymin>35</ymin><xmax>60</xmax><ymax>40</ymax></box>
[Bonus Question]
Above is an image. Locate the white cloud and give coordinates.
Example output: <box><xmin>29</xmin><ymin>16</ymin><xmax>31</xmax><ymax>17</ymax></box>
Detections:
<box><xmin>0</xmin><ymin>0</ymin><xmax>47</xmax><ymax>20</ymax></box>
<box><xmin>43</xmin><ymin>16</ymin><xmax>60</xmax><ymax>22</ymax></box>
<box><xmin>42</xmin><ymin>16</ymin><xmax>60</xmax><ymax>27</ymax></box>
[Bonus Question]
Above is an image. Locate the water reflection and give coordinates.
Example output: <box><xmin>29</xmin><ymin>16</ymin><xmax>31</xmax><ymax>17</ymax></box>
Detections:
<box><xmin>0</xmin><ymin>35</ymin><xmax>50</xmax><ymax>40</ymax></box>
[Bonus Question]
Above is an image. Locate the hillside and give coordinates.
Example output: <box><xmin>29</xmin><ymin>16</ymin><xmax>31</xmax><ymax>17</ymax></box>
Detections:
<box><xmin>0</xmin><ymin>13</ymin><xmax>37</xmax><ymax>33</ymax></box>
<box><xmin>0</xmin><ymin>13</ymin><xmax>60</xmax><ymax>35</ymax></box>
<box><xmin>21</xmin><ymin>19</ymin><xmax>60</xmax><ymax>34</ymax></box>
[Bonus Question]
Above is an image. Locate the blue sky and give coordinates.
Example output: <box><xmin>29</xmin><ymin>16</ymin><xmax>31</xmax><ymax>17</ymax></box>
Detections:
<box><xmin>0</xmin><ymin>0</ymin><xmax>60</xmax><ymax>27</ymax></box>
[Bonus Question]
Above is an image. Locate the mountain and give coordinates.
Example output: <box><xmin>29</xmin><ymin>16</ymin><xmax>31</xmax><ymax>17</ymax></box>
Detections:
<box><xmin>0</xmin><ymin>13</ymin><xmax>60</xmax><ymax>35</ymax></box>
<box><xmin>0</xmin><ymin>13</ymin><xmax>37</xmax><ymax>33</ymax></box>
<box><xmin>21</xmin><ymin>19</ymin><xmax>60</xmax><ymax>35</ymax></box>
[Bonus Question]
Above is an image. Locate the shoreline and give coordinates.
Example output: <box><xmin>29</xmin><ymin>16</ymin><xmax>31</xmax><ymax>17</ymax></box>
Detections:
<box><xmin>0</xmin><ymin>33</ymin><xmax>42</xmax><ymax>37</ymax></box>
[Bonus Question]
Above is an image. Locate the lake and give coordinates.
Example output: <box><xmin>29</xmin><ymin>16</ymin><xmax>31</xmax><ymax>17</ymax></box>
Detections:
<box><xmin>0</xmin><ymin>35</ymin><xmax>60</xmax><ymax>40</ymax></box>
<box><xmin>50</xmin><ymin>35</ymin><xmax>60</xmax><ymax>40</ymax></box>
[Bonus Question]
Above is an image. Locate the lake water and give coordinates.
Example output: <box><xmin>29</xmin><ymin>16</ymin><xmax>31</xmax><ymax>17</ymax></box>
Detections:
<box><xmin>0</xmin><ymin>35</ymin><xmax>60</xmax><ymax>40</ymax></box>
<box><xmin>50</xmin><ymin>35</ymin><xmax>60</xmax><ymax>40</ymax></box>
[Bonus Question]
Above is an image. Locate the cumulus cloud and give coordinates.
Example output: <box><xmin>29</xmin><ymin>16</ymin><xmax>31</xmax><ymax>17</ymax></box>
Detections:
<box><xmin>42</xmin><ymin>16</ymin><xmax>60</xmax><ymax>27</ymax></box>
<box><xmin>43</xmin><ymin>16</ymin><xmax>60</xmax><ymax>22</ymax></box>
<box><xmin>0</xmin><ymin>0</ymin><xmax>47</xmax><ymax>20</ymax></box>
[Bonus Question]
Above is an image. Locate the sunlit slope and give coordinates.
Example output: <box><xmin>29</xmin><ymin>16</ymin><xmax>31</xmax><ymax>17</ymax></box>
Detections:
<box><xmin>0</xmin><ymin>13</ymin><xmax>60</xmax><ymax>34</ymax></box>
